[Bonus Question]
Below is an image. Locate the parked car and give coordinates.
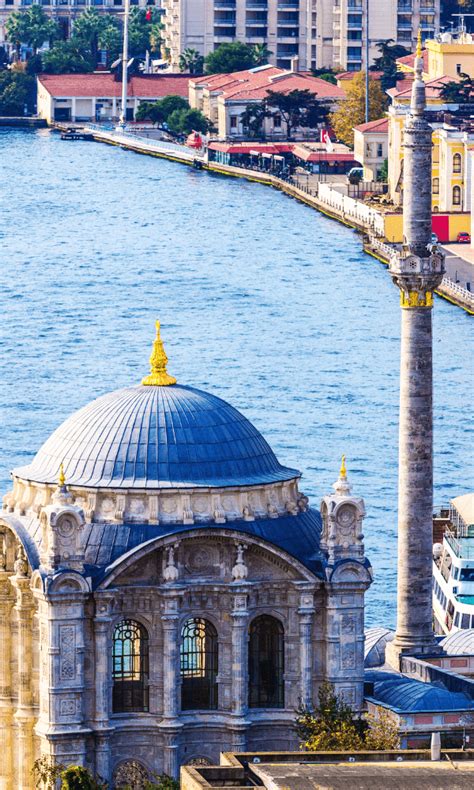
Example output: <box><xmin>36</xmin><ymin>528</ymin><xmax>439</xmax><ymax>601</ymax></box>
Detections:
<box><xmin>457</xmin><ymin>231</ymin><xmax>471</xmax><ymax>244</ymax></box>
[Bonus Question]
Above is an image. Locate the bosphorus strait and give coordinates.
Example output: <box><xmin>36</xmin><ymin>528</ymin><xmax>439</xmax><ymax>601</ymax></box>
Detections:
<box><xmin>1</xmin><ymin>126</ymin><xmax>472</xmax><ymax>629</ymax></box>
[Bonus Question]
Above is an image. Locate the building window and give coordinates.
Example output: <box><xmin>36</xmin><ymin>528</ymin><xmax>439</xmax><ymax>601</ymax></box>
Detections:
<box><xmin>230</xmin><ymin>116</ymin><xmax>238</xmax><ymax>129</ymax></box>
<box><xmin>112</xmin><ymin>620</ymin><xmax>149</xmax><ymax>713</ymax></box>
<box><xmin>453</xmin><ymin>186</ymin><xmax>461</xmax><ymax>206</ymax></box>
<box><xmin>377</xmin><ymin>142</ymin><xmax>383</xmax><ymax>157</ymax></box>
<box><xmin>453</xmin><ymin>153</ymin><xmax>462</xmax><ymax>173</ymax></box>
<box><xmin>248</xmin><ymin>615</ymin><xmax>284</xmax><ymax>708</ymax></box>
<box><xmin>432</xmin><ymin>177</ymin><xmax>439</xmax><ymax>194</ymax></box>
<box><xmin>273</xmin><ymin>114</ymin><xmax>282</xmax><ymax>129</ymax></box>
<box><xmin>180</xmin><ymin>618</ymin><xmax>218</xmax><ymax>710</ymax></box>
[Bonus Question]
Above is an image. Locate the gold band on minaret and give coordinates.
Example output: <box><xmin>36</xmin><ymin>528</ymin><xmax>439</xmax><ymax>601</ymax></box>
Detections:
<box><xmin>142</xmin><ymin>320</ymin><xmax>177</xmax><ymax>386</ymax></box>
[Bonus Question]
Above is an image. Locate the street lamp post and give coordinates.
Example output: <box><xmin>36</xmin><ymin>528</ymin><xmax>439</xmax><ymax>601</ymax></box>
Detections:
<box><xmin>119</xmin><ymin>0</ymin><xmax>131</xmax><ymax>128</ymax></box>
<box><xmin>365</xmin><ymin>0</ymin><xmax>370</xmax><ymax>124</ymax></box>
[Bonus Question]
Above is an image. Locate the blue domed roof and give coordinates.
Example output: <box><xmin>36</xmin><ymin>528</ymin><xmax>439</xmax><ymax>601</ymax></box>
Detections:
<box><xmin>14</xmin><ymin>384</ymin><xmax>300</xmax><ymax>490</ymax></box>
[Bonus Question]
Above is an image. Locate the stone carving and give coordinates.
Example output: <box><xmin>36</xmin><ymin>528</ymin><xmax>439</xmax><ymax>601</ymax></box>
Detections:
<box><xmin>60</xmin><ymin>625</ymin><xmax>76</xmax><ymax>680</ymax></box>
<box><xmin>14</xmin><ymin>544</ymin><xmax>28</xmax><ymax>577</ymax></box>
<box><xmin>341</xmin><ymin>614</ymin><xmax>357</xmax><ymax>634</ymax></box>
<box><xmin>186</xmin><ymin>757</ymin><xmax>213</xmax><ymax>766</ymax></box>
<box><xmin>341</xmin><ymin>644</ymin><xmax>356</xmax><ymax>670</ymax></box>
<box><xmin>56</xmin><ymin>515</ymin><xmax>76</xmax><ymax>540</ymax></box>
<box><xmin>232</xmin><ymin>543</ymin><xmax>248</xmax><ymax>581</ymax></box>
<box><xmin>59</xmin><ymin>698</ymin><xmax>76</xmax><ymax>717</ymax></box>
<box><xmin>114</xmin><ymin>760</ymin><xmax>150</xmax><ymax>789</ymax></box>
<box><xmin>163</xmin><ymin>544</ymin><xmax>179</xmax><ymax>583</ymax></box>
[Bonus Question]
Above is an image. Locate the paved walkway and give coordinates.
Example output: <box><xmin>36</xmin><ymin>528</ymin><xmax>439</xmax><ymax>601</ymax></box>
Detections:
<box><xmin>441</xmin><ymin>244</ymin><xmax>474</xmax><ymax>290</ymax></box>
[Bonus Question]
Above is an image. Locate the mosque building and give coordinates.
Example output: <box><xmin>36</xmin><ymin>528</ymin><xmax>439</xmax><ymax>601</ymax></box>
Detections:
<box><xmin>0</xmin><ymin>323</ymin><xmax>372</xmax><ymax>788</ymax></box>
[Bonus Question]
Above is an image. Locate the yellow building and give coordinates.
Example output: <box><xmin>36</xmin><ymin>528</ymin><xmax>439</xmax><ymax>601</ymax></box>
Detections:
<box><xmin>386</xmin><ymin>30</ymin><xmax>474</xmax><ymax>239</ymax></box>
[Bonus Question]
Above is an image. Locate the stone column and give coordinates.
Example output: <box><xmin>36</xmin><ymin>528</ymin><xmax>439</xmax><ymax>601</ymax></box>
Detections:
<box><xmin>386</xmin><ymin>38</ymin><xmax>445</xmax><ymax>667</ymax></box>
<box><xmin>0</xmin><ymin>569</ymin><xmax>14</xmax><ymax>790</ymax></box>
<box><xmin>12</xmin><ymin>567</ymin><xmax>35</xmax><ymax>790</ymax></box>
<box><xmin>160</xmin><ymin>592</ymin><xmax>182</xmax><ymax>779</ymax></box>
<box><xmin>93</xmin><ymin>617</ymin><xmax>112</xmax><ymax>783</ymax></box>
<box><xmin>298</xmin><ymin>605</ymin><xmax>314</xmax><ymax>711</ymax></box>
<box><xmin>230</xmin><ymin>596</ymin><xmax>249</xmax><ymax>718</ymax></box>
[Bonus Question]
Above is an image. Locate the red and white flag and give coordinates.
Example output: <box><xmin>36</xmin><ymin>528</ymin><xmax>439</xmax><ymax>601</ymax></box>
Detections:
<box><xmin>321</xmin><ymin>129</ymin><xmax>334</xmax><ymax>152</ymax></box>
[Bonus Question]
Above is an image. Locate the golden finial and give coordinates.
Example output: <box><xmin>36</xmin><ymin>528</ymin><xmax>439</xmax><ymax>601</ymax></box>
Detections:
<box><xmin>141</xmin><ymin>320</ymin><xmax>177</xmax><ymax>387</ymax></box>
<box><xmin>58</xmin><ymin>462</ymin><xmax>66</xmax><ymax>487</ymax></box>
<box><xmin>339</xmin><ymin>454</ymin><xmax>347</xmax><ymax>479</ymax></box>
<box><xmin>416</xmin><ymin>29</ymin><xmax>422</xmax><ymax>59</ymax></box>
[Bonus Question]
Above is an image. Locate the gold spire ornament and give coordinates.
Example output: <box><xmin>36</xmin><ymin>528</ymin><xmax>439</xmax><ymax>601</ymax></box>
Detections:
<box><xmin>416</xmin><ymin>28</ymin><xmax>422</xmax><ymax>58</ymax></box>
<box><xmin>58</xmin><ymin>462</ymin><xmax>66</xmax><ymax>487</ymax></box>
<box><xmin>142</xmin><ymin>320</ymin><xmax>177</xmax><ymax>386</ymax></box>
<box><xmin>340</xmin><ymin>454</ymin><xmax>347</xmax><ymax>479</ymax></box>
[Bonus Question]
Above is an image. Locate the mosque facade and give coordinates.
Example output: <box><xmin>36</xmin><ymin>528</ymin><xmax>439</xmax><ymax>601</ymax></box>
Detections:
<box><xmin>0</xmin><ymin>323</ymin><xmax>372</xmax><ymax>788</ymax></box>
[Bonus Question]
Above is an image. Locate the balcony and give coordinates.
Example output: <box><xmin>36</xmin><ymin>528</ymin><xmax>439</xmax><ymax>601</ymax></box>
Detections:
<box><xmin>277</xmin><ymin>27</ymin><xmax>299</xmax><ymax>37</ymax></box>
<box><xmin>246</xmin><ymin>27</ymin><xmax>268</xmax><ymax>37</ymax></box>
<box><xmin>214</xmin><ymin>26</ymin><xmax>236</xmax><ymax>37</ymax></box>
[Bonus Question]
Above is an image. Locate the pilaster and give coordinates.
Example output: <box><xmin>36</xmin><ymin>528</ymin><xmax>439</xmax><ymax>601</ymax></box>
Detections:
<box><xmin>11</xmin><ymin>559</ymin><xmax>35</xmax><ymax>790</ymax></box>
<box><xmin>0</xmin><ymin>568</ymin><xmax>14</xmax><ymax>790</ymax></box>
<box><xmin>92</xmin><ymin>602</ymin><xmax>114</xmax><ymax>783</ymax></box>
<box><xmin>160</xmin><ymin>588</ymin><xmax>184</xmax><ymax>779</ymax></box>
<box><xmin>297</xmin><ymin>588</ymin><xmax>315</xmax><ymax>710</ymax></box>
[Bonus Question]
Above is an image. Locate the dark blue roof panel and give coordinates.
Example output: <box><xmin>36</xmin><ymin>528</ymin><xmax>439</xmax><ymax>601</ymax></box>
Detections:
<box><xmin>365</xmin><ymin>670</ymin><xmax>474</xmax><ymax>713</ymax></box>
<box><xmin>13</xmin><ymin>384</ymin><xmax>300</xmax><ymax>489</ymax></box>
<box><xmin>78</xmin><ymin>508</ymin><xmax>324</xmax><ymax>584</ymax></box>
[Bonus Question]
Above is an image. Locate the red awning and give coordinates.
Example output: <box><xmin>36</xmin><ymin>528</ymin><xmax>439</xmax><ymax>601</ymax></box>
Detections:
<box><xmin>208</xmin><ymin>142</ymin><xmax>293</xmax><ymax>154</ymax></box>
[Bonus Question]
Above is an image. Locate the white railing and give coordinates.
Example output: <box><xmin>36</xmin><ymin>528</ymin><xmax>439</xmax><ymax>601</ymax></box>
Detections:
<box><xmin>440</xmin><ymin>277</ymin><xmax>474</xmax><ymax>309</ymax></box>
<box><xmin>317</xmin><ymin>183</ymin><xmax>386</xmax><ymax>236</ymax></box>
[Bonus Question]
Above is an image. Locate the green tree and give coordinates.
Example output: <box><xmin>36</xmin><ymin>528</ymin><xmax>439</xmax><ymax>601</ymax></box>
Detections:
<box><xmin>136</xmin><ymin>94</ymin><xmax>189</xmax><ymax>125</ymax></box>
<box><xmin>128</xmin><ymin>7</ymin><xmax>162</xmax><ymax>57</ymax></box>
<box><xmin>32</xmin><ymin>756</ymin><xmax>66</xmax><ymax>790</ymax></box>
<box><xmin>377</xmin><ymin>157</ymin><xmax>388</xmax><ymax>182</ymax></box>
<box><xmin>330</xmin><ymin>71</ymin><xmax>387</xmax><ymax>147</ymax></box>
<box><xmin>439</xmin><ymin>73</ymin><xmax>473</xmax><ymax>104</ymax></box>
<box><xmin>71</xmin><ymin>9</ymin><xmax>117</xmax><ymax>62</ymax></box>
<box><xmin>0</xmin><ymin>70</ymin><xmax>36</xmax><ymax>115</ymax></box>
<box><xmin>167</xmin><ymin>106</ymin><xmax>212</xmax><ymax>135</ymax></box>
<box><xmin>179</xmin><ymin>47</ymin><xmax>204</xmax><ymax>75</ymax></box>
<box><xmin>241</xmin><ymin>102</ymin><xmax>270</xmax><ymax>138</ymax></box>
<box><xmin>311</xmin><ymin>67</ymin><xmax>338</xmax><ymax>84</ymax></box>
<box><xmin>371</xmin><ymin>39</ymin><xmax>410</xmax><ymax>92</ymax></box>
<box><xmin>265</xmin><ymin>88</ymin><xmax>329</xmax><ymax>139</ymax></box>
<box><xmin>135</xmin><ymin>100</ymin><xmax>165</xmax><ymax>125</ymax></box>
<box><xmin>204</xmin><ymin>41</ymin><xmax>257</xmax><ymax>74</ymax></box>
<box><xmin>296</xmin><ymin>682</ymin><xmax>399</xmax><ymax>752</ymax></box>
<box><xmin>252</xmin><ymin>42</ymin><xmax>272</xmax><ymax>66</ymax></box>
<box><xmin>42</xmin><ymin>40</ymin><xmax>95</xmax><ymax>74</ymax></box>
<box><xmin>60</xmin><ymin>765</ymin><xmax>105</xmax><ymax>790</ymax></box>
<box><xmin>5</xmin><ymin>6</ymin><xmax>59</xmax><ymax>58</ymax></box>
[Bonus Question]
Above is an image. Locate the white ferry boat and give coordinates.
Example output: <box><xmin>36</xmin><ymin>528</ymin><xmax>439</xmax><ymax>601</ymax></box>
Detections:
<box><xmin>433</xmin><ymin>493</ymin><xmax>474</xmax><ymax>635</ymax></box>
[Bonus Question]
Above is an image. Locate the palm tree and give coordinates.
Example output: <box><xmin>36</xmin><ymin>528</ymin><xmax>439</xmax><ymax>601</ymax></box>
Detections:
<box><xmin>72</xmin><ymin>8</ymin><xmax>111</xmax><ymax>63</ymax></box>
<box><xmin>5</xmin><ymin>7</ymin><xmax>59</xmax><ymax>59</ymax></box>
<box><xmin>179</xmin><ymin>48</ymin><xmax>204</xmax><ymax>75</ymax></box>
<box><xmin>252</xmin><ymin>43</ymin><xmax>272</xmax><ymax>66</ymax></box>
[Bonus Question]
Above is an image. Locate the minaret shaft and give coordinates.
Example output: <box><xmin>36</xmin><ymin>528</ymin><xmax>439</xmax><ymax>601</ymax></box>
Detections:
<box><xmin>386</xmin><ymin>35</ymin><xmax>445</xmax><ymax>666</ymax></box>
<box><xmin>395</xmin><ymin>307</ymin><xmax>435</xmax><ymax>648</ymax></box>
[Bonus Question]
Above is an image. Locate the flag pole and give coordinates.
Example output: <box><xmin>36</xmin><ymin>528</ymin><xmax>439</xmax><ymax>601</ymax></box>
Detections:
<box><xmin>119</xmin><ymin>0</ymin><xmax>130</xmax><ymax>128</ymax></box>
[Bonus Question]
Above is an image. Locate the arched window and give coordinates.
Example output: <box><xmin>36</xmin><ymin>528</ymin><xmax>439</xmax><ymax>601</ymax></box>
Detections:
<box><xmin>112</xmin><ymin>620</ymin><xmax>149</xmax><ymax>713</ymax></box>
<box><xmin>432</xmin><ymin>177</ymin><xmax>439</xmax><ymax>195</ymax></box>
<box><xmin>453</xmin><ymin>153</ymin><xmax>462</xmax><ymax>173</ymax></box>
<box><xmin>248</xmin><ymin>615</ymin><xmax>284</xmax><ymax>708</ymax></box>
<box><xmin>180</xmin><ymin>618</ymin><xmax>218</xmax><ymax>710</ymax></box>
<box><xmin>453</xmin><ymin>185</ymin><xmax>461</xmax><ymax>206</ymax></box>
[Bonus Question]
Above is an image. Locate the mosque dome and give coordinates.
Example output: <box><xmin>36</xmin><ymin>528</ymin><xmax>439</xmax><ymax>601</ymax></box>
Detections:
<box><xmin>13</xmin><ymin>323</ymin><xmax>299</xmax><ymax>491</ymax></box>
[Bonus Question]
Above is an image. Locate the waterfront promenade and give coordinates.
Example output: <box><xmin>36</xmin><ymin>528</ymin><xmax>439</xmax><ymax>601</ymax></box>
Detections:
<box><xmin>81</xmin><ymin>125</ymin><xmax>474</xmax><ymax>314</ymax></box>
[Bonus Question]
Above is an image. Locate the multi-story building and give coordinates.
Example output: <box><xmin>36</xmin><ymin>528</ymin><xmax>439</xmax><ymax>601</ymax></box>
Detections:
<box><xmin>161</xmin><ymin>0</ymin><xmax>440</xmax><ymax>73</ymax></box>
<box><xmin>0</xmin><ymin>0</ymin><xmax>162</xmax><ymax>52</ymax></box>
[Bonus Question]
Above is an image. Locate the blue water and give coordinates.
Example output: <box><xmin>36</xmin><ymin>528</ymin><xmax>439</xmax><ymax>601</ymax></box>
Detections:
<box><xmin>0</xmin><ymin>128</ymin><xmax>472</xmax><ymax>627</ymax></box>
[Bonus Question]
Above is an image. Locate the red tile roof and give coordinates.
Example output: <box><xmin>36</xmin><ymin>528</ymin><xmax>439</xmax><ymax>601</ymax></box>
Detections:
<box><xmin>336</xmin><ymin>70</ymin><xmax>383</xmax><ymax>81</ymax></box>
<box><xmin>38</xmin><ymin>73</ymin><xmax>190</xmax><ymax>98</ymax></box>
<box><xmin>396</xmin><ymin>49</ymin><xmax>429</xmax><ymax>72</ymax></box>
<box><xmin>191</xmin><ymin>65</ymin><xmax>345</xmax><ymax>102</ymax></box>
<box><xmin>354</xmin><ymin>117</ymin><xmax>389</xmax><ymax>133</ymax></box>
<box><xmin>387</xmin><ymin>75</ymin><xmax>455</xmax><ymax>101</ymax></box>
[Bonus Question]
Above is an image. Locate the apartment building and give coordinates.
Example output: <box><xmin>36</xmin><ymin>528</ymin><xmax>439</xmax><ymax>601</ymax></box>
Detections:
<box><xmin>161</xmin><ymin>0</ymin><xmax>440</xmax><ymax>73</ymax></box>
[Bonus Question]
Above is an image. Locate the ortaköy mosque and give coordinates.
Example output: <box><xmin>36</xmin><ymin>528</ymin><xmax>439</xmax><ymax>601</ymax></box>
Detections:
<box><xmin>0</xmin><ymin>321</ymin><xmax>372</xmax><ymax>787</ymax></box>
